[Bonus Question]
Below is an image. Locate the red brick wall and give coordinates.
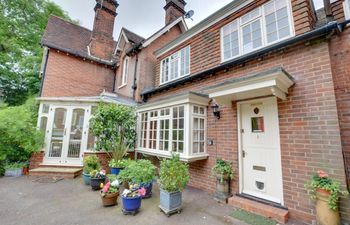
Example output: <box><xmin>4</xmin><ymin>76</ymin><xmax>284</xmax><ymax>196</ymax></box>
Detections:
<box><xmin>330</xmin><ymin>26</ymin><xmax>350</xmax><ymax>187</ymax></box>
<box><xmin>154</xmin><ymin>0</ymin><xmax>317</xmax><ymax>86</ymax></box>
<box><xmin>41</xmin><ymin>51</ymin><xmax>115</xmax><ymax>97</ymax></box>
<box><xmin>29</xmin><ymin>151</ymin><xmax>45</xmax><ymax>170</ymax></box>
<box><xmin>146</xmin><ymin>40</ymin><xmax>350</xmax><ymax>224</ymax></box>
<box><xmin>331</xmin><ymin>0</ymin><xmax>346</xmax><ymax>22</ymax></box>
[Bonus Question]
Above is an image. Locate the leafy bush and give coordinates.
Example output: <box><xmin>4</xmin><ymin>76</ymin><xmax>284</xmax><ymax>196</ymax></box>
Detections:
<box><xmin>4</xmin><ymin>162</ymin><xmax>27</xmax><ymax>170</ymax></box>
<box><xmin>109</xmin><ymin>158</ymin><xmax>132</xmax><ymax>168</ymax></box>
<box><xmin>0</xmin><ymin>160</ymin><xmax>5</xmax><ymax>177</ymax></box>
<box><xmin>159</xmin><ymin>154</ymin><xmax>190</xmax><ymax>193</ymax></box>
<box><xmin>212</xmin><ymin>158</ymin><xmax>234</xmax><ymax>182</ymax></box>
<box><xmin>90</xmin><ymin>104</ymin><xmax>136</xmax><ymax>165</ymax></box>
<box><xmin>0</xmin><ymin>97</ymin><xmax>44</xmax><ymax>163</ymax></box>
<box><xmin>117</xmin><ymin>159</ymin><xmax>156</xmax><ymax>184</ymax></box>
<box><xmin>83</xmin><ymin>155</ymin><xmax>100</xmax><ymax>174</ymax></box>
<box><xmin>305</xmin><ymin>170</ymin><xmax>349</xmax><ymax>210</ymax></box>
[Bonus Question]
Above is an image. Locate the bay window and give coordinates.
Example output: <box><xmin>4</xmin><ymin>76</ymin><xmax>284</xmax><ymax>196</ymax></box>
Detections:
<box><xmin>160</xmin><ymin>46</ymin><xmax>190</xmax><ymax>84</ymax></box>
<box><xmin>136</xmin><ymin>93</ymin><xmax>209</xmax><ymax>162</ymax></box>
<box><xmin>221</xmin><ymin>0</ymin><xmax>293</xmax><ymax>61</ymax></box>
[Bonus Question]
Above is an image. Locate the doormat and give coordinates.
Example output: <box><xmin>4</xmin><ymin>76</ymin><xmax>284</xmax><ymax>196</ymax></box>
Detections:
<box><xmin>32</xmin><ymin>176</ymin><xmax>64</xmax><ymax>183</ymax></box>
<box><xmin>230</xmin><ymin>209</ymin><xmax>277</xmax><ymax>225</ymax></box>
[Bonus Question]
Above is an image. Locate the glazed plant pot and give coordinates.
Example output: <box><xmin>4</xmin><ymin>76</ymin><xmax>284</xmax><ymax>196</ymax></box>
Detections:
<box><xmin>90</xmin><ymin>177</ymin><xmax>106</xmax><ymax>190</ymax></box>
<box><xmin>110</xmin><ymin>167</ymin><xmax>123</xmax><ymax>175</ymax></box>
<box><xmin>5</xmin><ymin>168</ymin><xmax>23</xmax><ymax>177</ymax></box>
<box><xmin>101</xmin><ymin>192</ymin><xmax>119</xmax><ymax>207</ymax></box>
<box><xmin>213</xmin><ymin>175</ymin><xmax>231</xmax><ymax>203</ymax></box>
<box><xmin>159</xmin><ymin>189</ymin><xmax>182</xmax><ymax>216</ymax></box>
<box><xmin>82</xmin><ymin>173</ymin><xmax>91</xmax><ymax>185</ymax></box>
<box><xmin>141</xmin><ymin>182</ymin><xmax>153</xmax><ymax>199</ymax></box>
<box><xmin>315</xmin><ymin>189</ymin><xmax>340</xmax><ymax>225</ymax></box>
<box><xmin>122</xmin><ymin>195</ymin><xmax>142</xmax><ymax>212</ymax></box>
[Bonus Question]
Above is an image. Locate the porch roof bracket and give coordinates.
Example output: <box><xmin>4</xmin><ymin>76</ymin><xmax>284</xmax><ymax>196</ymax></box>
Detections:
<box><xmin>207</xmin><ymin>67</ymin><xmax>294</xmax><ymax>106</ymax></box>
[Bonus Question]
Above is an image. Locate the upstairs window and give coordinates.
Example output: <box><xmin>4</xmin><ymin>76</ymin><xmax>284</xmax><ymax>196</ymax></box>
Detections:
<box><xmin>160</xmin><ymin>46</ymin><xmax>190</xmax><ymax>84</ymax></box>
<box><xmin>221</xmin><ymin>0</ymin><xmax>293</xmax><ymax>61</ymax></box>
<box><xmin>345</xmin><ymin>0</ymin><xmax>350</xmax><ymax>20</ymax></box>
<box><xmin>121</xmin><ymin>57</ymin><xmax>129</xmax><ymax>86</ymax></box>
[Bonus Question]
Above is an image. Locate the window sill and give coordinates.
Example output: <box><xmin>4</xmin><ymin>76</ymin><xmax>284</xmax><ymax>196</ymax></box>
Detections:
<box><xmin>136</xmin><ymin>148</ymin><xmax>209</xmax><ymax>162</ymax></box>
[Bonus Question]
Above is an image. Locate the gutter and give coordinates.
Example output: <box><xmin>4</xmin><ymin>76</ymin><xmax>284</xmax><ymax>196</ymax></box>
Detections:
<box><xmin>141</xmin><ymin>21</ymin><xmax>342</xmax><ymax>100</ymax></box>
<box><xmin>41</xmin><ymin>42</ymin><xmax>117</xmax><ymax>68</ymax></box>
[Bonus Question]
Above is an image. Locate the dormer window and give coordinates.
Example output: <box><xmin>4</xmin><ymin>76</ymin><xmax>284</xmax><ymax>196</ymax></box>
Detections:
<box><xmin>160</xmin><ymin>46</ymin><xmax>190</xmax><ymax>84</ymax></box>
<box><xmin>221</xmin><ymin>0</ymin><xmax>293</xmax><ymax>62</ymax></box>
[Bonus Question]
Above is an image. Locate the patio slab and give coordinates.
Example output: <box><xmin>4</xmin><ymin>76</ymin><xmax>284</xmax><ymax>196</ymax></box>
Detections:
<box><xmin>0</xmin><ymin>176</ymin><xmax>246</xmax><ymax>225</ymax></box>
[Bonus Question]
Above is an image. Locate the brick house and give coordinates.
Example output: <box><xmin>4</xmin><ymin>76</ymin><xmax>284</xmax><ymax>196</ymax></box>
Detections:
<box><xmin>33</xmin><ymin>0</ymin><xmax>350</xmax><ymax>224</ymax></box>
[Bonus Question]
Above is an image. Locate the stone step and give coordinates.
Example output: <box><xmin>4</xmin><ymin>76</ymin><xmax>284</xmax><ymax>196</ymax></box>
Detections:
<box><xmin>29</xmin><ymin>167</ymin><xmax>83</xmax><ymax>179</ymax></box>
<box><xmin>228</xmin><ymin>195</ymin><xmax>289</xmax><ymax>224</ymax></box>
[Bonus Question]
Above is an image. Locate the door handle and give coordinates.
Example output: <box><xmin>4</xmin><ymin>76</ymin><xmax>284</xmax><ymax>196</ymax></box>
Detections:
<box><xmin>64</xmin><ymin>128</ymin><xmax>66</xmax><ymax>136</ymax></box>
<box><xmin>242</xmin><ymin>150</ymin><xmax>247</xmax><ymax>158</ymax></box>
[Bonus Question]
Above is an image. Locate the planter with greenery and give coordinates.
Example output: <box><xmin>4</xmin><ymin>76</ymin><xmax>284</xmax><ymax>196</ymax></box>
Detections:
<box><xmin>305</xmin><ymin>170</ymin><xmax>349</xmax><ymax>225</ymax></box>
<box><xmin>90</xmin><ymin>170</ymin><xmax>106</xmax><ymax>190</ymax></box>
<box><xmin>212</xmin><ymin>158</ymin><xmax>234</xmax><ymax>203</ymax></box>
<box><xmin>4</xmin><ymin>162</ymin><xmax>26</xmax><ymax>177</ymax></box>
<box><xmin>82</xmin><ymin>155</ymin><xmax>100</xmax><ymax>185</ymax></box>
<box><xmin>117</xmin><ymin>159</ymin><xmax>156</xmax><ymax>198</ymax></box>
<box><xmin>90</xmin><ymin>104</ymin><xmax>136</xmax><ymax>175</ymax></box>
<box><xmin>121</xmin><ymin>184</ymin><xmax>146</xmax><ymax>215</ymax></box>
<box><xmin>100</xmin><ymin>175</ymin><xmax>120</xmax><ymax>207</ymax></box>
<box><xmin>158</xmin><ymin>154</ymin><xmax>190</xmax><ymax>216</ymax></box>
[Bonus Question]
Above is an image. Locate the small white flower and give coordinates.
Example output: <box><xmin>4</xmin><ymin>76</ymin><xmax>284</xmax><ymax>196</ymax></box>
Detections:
<box><xmin>111</xmin><ymin>180</ymin><xmax>119</xmax><ymax>187</ymax></box>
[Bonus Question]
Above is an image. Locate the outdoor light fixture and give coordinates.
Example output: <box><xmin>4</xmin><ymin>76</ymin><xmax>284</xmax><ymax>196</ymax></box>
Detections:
<box><xmin>211</xmin><ymin>103</ymin><xmax>221</xmax><ymax>120</ymax></box>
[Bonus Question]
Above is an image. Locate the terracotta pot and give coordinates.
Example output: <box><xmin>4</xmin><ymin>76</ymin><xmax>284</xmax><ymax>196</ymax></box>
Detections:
<box><xmin>315</xmin><ymin>189</ymin><xmax>340</xmax><ymax>225</ymax></box>
<box><xmin>101</xmin><ymin>192</ymin><xmax>119</xmax><ymax>207</ymax></box>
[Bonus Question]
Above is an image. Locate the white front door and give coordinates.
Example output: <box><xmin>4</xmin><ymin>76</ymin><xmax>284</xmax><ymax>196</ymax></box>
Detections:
<box><xmin>44</xmin><ymin>105</ymin><xmax>90</xmax><ymax>166</ymax></box>
<box><xmin>239</xmin><ymin>97</ymin><xmax>283</xmax><ymax>204</ymax></box>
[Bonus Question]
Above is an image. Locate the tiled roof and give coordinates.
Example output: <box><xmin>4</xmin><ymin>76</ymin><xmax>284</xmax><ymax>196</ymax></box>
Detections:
<box><xmin>122</xmin><ymin>28</ymin><xmax>145</xmax><ymax>44</ymax></box>
<box><xmin>41</xmin><ymin>15</ymin><xmax>117</xmax><ymax>65</ymax></box>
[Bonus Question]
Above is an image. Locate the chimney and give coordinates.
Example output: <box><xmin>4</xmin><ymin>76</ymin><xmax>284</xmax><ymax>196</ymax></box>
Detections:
<box><xmin>89</xmin><ymin>0</ymin><xmax>118</xmax><ymax>61</ymax></box>
<box><xmin>164</xmin><ymin>0</ymin><xmax>186</xmax><ymax>25</ymax></box>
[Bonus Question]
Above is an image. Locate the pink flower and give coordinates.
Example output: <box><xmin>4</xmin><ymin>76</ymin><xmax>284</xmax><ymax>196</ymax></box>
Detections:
<box><xmin>138</xmin><ymin>187</ymin><xmax>146</xmax><ymax>197</ymax></box>
<box><xmin>100</xmin><ymin>170</ymin><xmax>106</xmax><ymax>175</ymax></box>
<box><xmin>318</xmin><ymin>170</ymin><xmax>328</xmax><ymax>178</ymax></box>
<box><xmin>102</xmin><ymin>182</ymin><xmax>110</xmax><ymax>193</ymax></box>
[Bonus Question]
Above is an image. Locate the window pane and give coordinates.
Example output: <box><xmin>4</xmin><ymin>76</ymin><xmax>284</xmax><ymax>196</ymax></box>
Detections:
<box><xmin>252</xmin><ymin>117</ymin><xmax>264</xmax><ymax>132</ymax></box>
<box><xmin>222</xmin><ymin>20</ymin><xmax>239</xmax><ymax>60</ymax></box>
<box><xmin>42</xmin><ymin>104</ymin><xmax>49</xmax><ymax>114</ymax></box>
<box><xmin>40</xmin><ymin>116</ymin><xmax>48</xmax><ymax>132</ymax></box>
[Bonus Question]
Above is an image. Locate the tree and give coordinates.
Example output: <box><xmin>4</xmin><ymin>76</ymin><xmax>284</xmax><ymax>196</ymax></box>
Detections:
<box><xmin>0</xmin><ymin>0</ymin><xmax>73</xmax><ymax>105</ymax></box>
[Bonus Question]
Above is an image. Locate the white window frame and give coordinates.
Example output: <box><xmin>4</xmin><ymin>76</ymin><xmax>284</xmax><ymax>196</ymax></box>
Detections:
<box><xmin>160</xmin><ymin>46</ymin><xmax>191</xmax><ymax>85</ymax></box>
<box><xmin>120</xmin><ymin>56</ymin><xmax>129</xmax><ymax>88</ymax></box>
<box><xmin>344</xmin><ymin>0</ymin><xmax>350</xmax><ymax>20</ymax></box>
<box><xmin>136</xmin><ymin>98</ymin><xmax>209</xmax><ymax>162</ymax></box>
<box><xmin>220</xmin><ymin>0</ymin><xmax>295</xmax><ymax>63</ymax></box>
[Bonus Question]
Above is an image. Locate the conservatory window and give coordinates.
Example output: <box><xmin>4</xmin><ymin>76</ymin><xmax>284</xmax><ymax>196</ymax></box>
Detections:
<box><xmin>139</xmin><ymin>112</ymin><xmax>148</xmax><ymax>148</ymax></box>
<box><xmin>221</xmin><ymin>0</ymin><xmax>293</xmax><ymax>61</ymax></box>
<box><xmin>172</xmin><ymin>106</ymin><xmax>185</xmax><ymax>153</ymax></box>
<box><xmin>160</xmin><ymin>46</ymin><xmax>190</xmax><ymax>84</ymax></box>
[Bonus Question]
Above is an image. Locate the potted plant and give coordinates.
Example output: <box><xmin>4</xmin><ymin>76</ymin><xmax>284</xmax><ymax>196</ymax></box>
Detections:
<box><xmin>305</xmin><ymin>170</ymin><xmax>349</xmax><ymax>225</ymax></box>
<box><xmin>117</xmin><ymin>160</ymin><xmax>135</xmax><ymax>189</ymax></box>
<box><xmin>108</xmin><ymin>144</ymin><xmax>129</xmax><ymax>175</ymax></box>
<box><xmin>158</xmin><ymin>154</ymin><xmax>190</xmax><ymax>216</ymax></box>
<box><xmin>82</xmin><ymin>155</ymin><xmax>100</xmax><ymax>185</ymax></box>
<box><xmin>100</xmin><ymin>176</ymin><xmax>120</xmax><ymax>207</ymax></box>
<box><xmin>121</xmin><ymin>184</ymin><xmax>146</xmax><ymax>215</ymax></box>
<box><xmin>90</xmin><ymin>169</ymin><xmax>106</xmax><ymax>190</ymax></box>
<box><xmin>4</xmin><ymin>162</ymin><xmax>25</xmax><ymax>177</ymax></box>
<box><xmin>212</xmin><ymin>158</ymin><xmax>234</xmax><ymax>203</ymax></box>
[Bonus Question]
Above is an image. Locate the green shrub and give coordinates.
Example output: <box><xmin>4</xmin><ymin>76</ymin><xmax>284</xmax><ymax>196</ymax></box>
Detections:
<box><xmin>159</xmin><ymin>154</ymin><xmax>190</xmax><ymax>193</ymax></box>
<box><xmin>212</xmin><ymin>158</ymin><xmax>234</xmax><ymax>182</ymax></box>
<box><xmin>0</xmin><ymin>160</ymin><xmax>5</xmax><ymax>177</ymax></box>
<box><xmin>117</xmin><ymin>159</ymin><xmax>155</xmax><ymax>184</ymax></box>
<box><xmin>5</xmin><ymin>162</ymin><xmax>27</xmax><ymax>170</ymax></box>
<box><xmin>0</xmin><ymin>97</ymin><xmax>44</xmax><ymax>163</ymax></box>
<box><xmin>83</xmin><ymin>155</ymin><xmax>100</xmax><ymax>174</ymax></box>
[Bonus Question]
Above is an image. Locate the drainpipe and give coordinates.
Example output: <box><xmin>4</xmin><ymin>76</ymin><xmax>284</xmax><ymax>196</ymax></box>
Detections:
<box><xmin>323</xmin><ymin>0</ymin><xmax>334</xmax><ymax>23</ymax></box>
<box><xmin>132</xmin><ymin>54</ymin><xmax>139</xmax><ymax>101</ymax></box>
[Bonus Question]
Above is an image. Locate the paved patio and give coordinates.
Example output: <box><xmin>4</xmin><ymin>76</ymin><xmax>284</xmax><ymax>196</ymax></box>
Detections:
<box><xmin>0</xmin><ymin>176</ymin><xmax>247</xmax><ymax>225</ymax></box>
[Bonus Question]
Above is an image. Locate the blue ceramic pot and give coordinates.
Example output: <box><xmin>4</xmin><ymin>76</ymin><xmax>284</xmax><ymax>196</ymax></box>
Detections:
<box><xmin>82</xmin><ymin>173</ymin><xmax>91</xmax><ymax>185</ymax></box>
<box><xmin>110</xmin><ymin>167</ymin><xmax>123</xmax><ymax>175</ymax></box>
<box><xmin>122</xmin><ymin>195</ymin><xmax>142</xmax><ymax>212</ymax></box>
<box><xmin>141</xmin><ymin>182</ymin><xmax>153</xmax><ymax>198</ymax></box>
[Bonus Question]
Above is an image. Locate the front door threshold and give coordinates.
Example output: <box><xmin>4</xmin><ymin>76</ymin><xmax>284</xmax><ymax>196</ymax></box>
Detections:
<box><xmin>228</xmin><ymin>195</ymin><xmax>289</xmax><ymax>224</ymax></box>
<box><xmin>237</xmin><ymin>193</ymin><xmax>287</xmax><ymax>210</ymax></box>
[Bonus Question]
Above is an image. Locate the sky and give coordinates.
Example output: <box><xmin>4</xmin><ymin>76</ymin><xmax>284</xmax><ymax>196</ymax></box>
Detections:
<box><xmin>51</xmin><ymin>0</ymin><xmax>324</xmax><ymax>40</ymax></box>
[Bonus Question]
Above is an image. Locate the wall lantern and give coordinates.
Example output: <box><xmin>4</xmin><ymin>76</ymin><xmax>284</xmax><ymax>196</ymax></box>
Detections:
<box><xmin>211</xmin><ymin>102</ymin><xmax>221</xmax><ymax>120</ymax></box>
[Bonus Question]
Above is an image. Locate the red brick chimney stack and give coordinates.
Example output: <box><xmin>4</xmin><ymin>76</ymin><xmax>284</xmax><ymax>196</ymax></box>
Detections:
<box><xmin>89</xmin><ymin>0</ymin><xmax>118</xmax><ymax>61</ymax></box>
<box><xmin>164</xmin><ymin>0</ymin><xmax>186</xmax><ymax>25</ymax></box>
